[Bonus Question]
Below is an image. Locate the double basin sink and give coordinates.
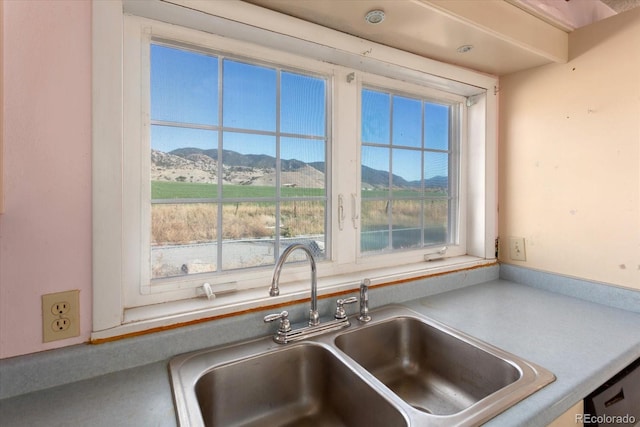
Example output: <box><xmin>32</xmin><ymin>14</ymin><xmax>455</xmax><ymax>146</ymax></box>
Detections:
<box><xmin>169</xmin><ymin>305</ymin><xmax>555</xmax><ymax>426</ymax></box>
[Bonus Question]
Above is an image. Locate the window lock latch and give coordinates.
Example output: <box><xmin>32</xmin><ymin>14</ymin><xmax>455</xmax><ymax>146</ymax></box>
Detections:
<box><xmin>424</xmin><ymin>246</ymin><xmax>448</xmax><ymax>261</ymax></box>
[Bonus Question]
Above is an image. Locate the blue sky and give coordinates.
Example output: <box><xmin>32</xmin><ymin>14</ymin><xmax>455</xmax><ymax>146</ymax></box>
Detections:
<box><xmin>151</xmin><ymin>43</ymin><xmax>449</xmax><ymax>181</ymax></box>
<box><xmin>361</xmin><ymin>89</ymin><xmax>450</xmax><ymax>181</ymax></box>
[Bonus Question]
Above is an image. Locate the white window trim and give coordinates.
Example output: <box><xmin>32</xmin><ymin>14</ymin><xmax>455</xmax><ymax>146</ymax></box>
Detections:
<box><xmin>92</xmin><ymin>0</ymin><xmax>497</xmax><ymax>340</ymax></box>
<box><xmin>124</xmin><ymin>16</ymin><xmax>340</xmax><ymax>307</ymax></box>
<box><xmin>354</xmin><ymin>73</ymin><xmax>468</xmax><ymax>260</ymax></box>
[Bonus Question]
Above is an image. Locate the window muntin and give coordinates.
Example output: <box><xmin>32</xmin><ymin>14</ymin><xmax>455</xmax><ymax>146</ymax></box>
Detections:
<box><xmin>149</xmin><ymin>42</ymin><xmax>329</xmax><ymax>280</ymax></box>
<box><xmin>360</xmin><ymin>87</ymin><xmax>458</xmax><ymax>254</ymax></box>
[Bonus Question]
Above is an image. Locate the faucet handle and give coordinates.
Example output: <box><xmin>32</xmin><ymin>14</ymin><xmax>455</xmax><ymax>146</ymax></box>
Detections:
<box><xmin>264</xmin><ymin>311</ymin><xmax>292</xmax><ymax>334</ymax></box>
<box><xmin>334</xmin><ymin>297</ymin><xmax>358</xmax><ymax>320</ymax></box>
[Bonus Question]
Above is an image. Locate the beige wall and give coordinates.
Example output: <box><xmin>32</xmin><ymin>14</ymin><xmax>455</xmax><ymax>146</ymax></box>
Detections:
<box><xmin>499</xmin><ymin>8</ymin><xmax>640</xmax><ymax>290</ymax></box>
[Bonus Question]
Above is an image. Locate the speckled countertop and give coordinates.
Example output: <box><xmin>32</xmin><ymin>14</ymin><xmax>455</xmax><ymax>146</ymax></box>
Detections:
<box><xmin>404</xmin><ymin>281</ymin><xmax>640</xmax><ymax>426</ymax></box>
<box><xmin>1</xmin><ymin>269</ymin><xmax>639</xmax><ymax>427</ymax></box>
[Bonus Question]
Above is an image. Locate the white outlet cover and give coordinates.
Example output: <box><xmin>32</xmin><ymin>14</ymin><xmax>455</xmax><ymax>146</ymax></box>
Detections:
<box><xmin>509</xmin><ymin>237</ymin><xmax>526</xmax><ymax>261</ymax></box>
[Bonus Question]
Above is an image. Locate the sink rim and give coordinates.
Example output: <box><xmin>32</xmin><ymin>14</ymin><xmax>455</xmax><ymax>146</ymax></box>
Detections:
<box><xmin>169</xmin><ymin>305</ymin><xmax>555</xmax><ymax>427</ymax></box>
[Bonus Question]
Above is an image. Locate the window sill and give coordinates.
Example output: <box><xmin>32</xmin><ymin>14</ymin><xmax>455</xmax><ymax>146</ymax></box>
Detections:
<box><xmin>90</xmin><ymin>256</ymin><xmax>495</xmax><ymax>342</ymax></box>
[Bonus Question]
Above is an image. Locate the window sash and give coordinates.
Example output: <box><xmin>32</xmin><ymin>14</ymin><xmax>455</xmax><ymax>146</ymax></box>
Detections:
<box><xmin>359</xmin><ymin>85</ymin><xmax>461</xmax><ymax>255</ymax></box>
<box><xmin>147</xmin><ymin>41</ymin><xmax>331</xmax><ymax>282</ymax></box>
<box><xmin>122</xmin><ymin>15</ymin><xmax>340</xmax><ymax>306</ymax></box>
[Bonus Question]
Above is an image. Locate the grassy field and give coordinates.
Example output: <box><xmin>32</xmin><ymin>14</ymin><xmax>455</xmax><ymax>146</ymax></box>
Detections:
<box><xmin>152</xmin><ymin>181</ymin><xmax>216</xmax><ymax>199</ymax></box>
<box><xmin>151</xmin><ymin>181</ymin><xmax>448</xmax><ymax>248</ymax></box>
<box><xmin>152</xmin><ymin>181</ymin><xmax>325</xmax><ymax>199</ymax></box>
<box><xmin>152</xmin><ymin>181</ymin><xmax>445</xmax><ymax>199</ymax></box>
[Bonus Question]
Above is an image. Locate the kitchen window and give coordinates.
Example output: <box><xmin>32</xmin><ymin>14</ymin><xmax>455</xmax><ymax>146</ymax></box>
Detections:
<box><xmin>149</xmin><ymin>43</ymin><xmax>329</xmax><ymax>280</ymax></box>
<box><xmin>92</xmin><ymin>1</ymin><xmax>497</xmax><ymax>339</ymax></box>
<box><xmin>360</xmin><ymin>87</ymin><xmax>459</xmax><ymax>255</ymax></box>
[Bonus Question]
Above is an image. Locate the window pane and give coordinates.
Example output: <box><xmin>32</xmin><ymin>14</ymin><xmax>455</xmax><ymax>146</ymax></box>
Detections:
<box><xmin>362</xmin><ymin>146</ymin><xmax>389</xmax><ymax>198</ymax></box>
<box><xmin>361</xmin><ymin>86</ymin><xmax>457</xmax><ymax>256</ymax></box>
<box><xmin>361</xmin><ymin>200</ymin><xmax>390</xmax><ymax>252</ymax></box>
<box><xmin>362</xmin><ymin>89</ymin><xmax>390</xmax><ymax>144</ymax></box>
<box><xmin>221</xmin><ymin>202</ymin><xmax>276</xmax><ymax>270</ymax></box>
<box><xmin>223</xmin><ymin>60</ymin><xmax>276</xmax><ymax>131</ymax></box>
<box><xmin>149</xmin><ymin>43</ymin><xmax>329</xmax><ymax>281</ymax></box>
<box><xmin>151</xmin><ymin>203</ymin><xmax>217</xmax><ymax>278</ymax></box>
<box><xmin>392</xmin><ymin>148</ymin><xmax>421</xmax><ymax>193</ymax></box>
<box><xmin>392</xmin><ymin>96</ymin><xmax>422</xmax><ymax>148</ymax></box>
<box><xmin>392</xmin><ymin>200</ymin><xmax>421</xmax><ymax>250</ymax></box>
<box><xmin>222</xmin><ymin>132</ymin><xmax>276</xmax><ymax>198</ymax></box>
<box><xmin>151</xmin><ymin>44</ymin><xmax>218</xmax><ymax>126</ymax></box>
<box><xmin>221</xmin><ymin>202</ymin><xmax>277</xmax><ymax>239</ymax></box>
<box><xmin>151</xmin><ymin>125</ymin><xmax>217</xmax><ymax>153</ymax></box>
<box><xmin>281</xmin><ymin>137</ymin><xmax>326</xmax><ymax>197</ymax></box>
<box><xmin>152</xmin><ymin>181</ymin><xmax>217</xmax><ymax>200</ymax></box>
<box><xmin>424</xmin><ymin>103</ymin><xmax>449</xmax><ymax>150</ymax></box>
<box><xmin>280</xmin><ymin>201</ymin><xmax>326</xmax><ymax>260</ymax></box>
<box><xmin>424</xmin><ymin>151</ymin><xmax>449</xmax><ymax>196</ymax></box>
<box><xmin>281</xmin><ymin>72</ymin><xmax>326</xmax><ymax>136</ymax></box>
<box><xmin>151</xmin><ymin>126</ymin><xmax>217</xmax><ymax>199</ymax></box>
<box><xmin>424</xmin><ymin>199</ymin><xmax>449</xmax><ymax>245</ymax></box>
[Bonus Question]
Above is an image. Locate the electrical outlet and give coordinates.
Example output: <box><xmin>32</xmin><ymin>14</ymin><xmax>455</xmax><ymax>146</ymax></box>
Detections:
<box><xmin>52</xmin><ymin>318</ymin><xmax>71</xmax><ymax>331</ymax></box>
<box><xmin>42</xmin><ymin>290</ymin><xmax>80</xmax><ymax>342</ymax></box>
<box><xmin>51</xmin><ymin>301</ymin><xmax>70</xmax><ymax>316</ymax></box>
<box><xmin>509</xmin><ymin>237</ymin><xmax>527</xmax><ymax>261</ymax></box>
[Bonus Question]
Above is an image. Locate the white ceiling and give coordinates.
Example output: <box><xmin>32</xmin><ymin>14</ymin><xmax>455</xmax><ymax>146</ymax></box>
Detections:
<box><xmin>509</xmin><ymin>0</ymin><xmax>639</xmax><ymax>30</ymax></box>
<box><xmin>601</xmin><ymin>0</ymin><xmax>640</xmax><ymax>13</ymax></box>
<box><xmin>242</xmin><ymin>0</ymin><xmax>637</xmax><ymax>76</ymax></box>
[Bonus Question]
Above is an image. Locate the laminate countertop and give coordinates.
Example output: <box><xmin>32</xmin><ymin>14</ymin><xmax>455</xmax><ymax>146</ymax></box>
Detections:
<box><xmin>1</xmin><ymin>278</ymin><xmax>639</xmax><ymax>426</ymax></box>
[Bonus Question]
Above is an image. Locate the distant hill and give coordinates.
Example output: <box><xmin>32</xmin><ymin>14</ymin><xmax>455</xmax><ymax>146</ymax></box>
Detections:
<box><xmin>422</xmin><ymin>175</ymin><xmax>449</xmax><ymax>189</ymax></box>
<box><xmin>170</xmin><ymin>148</ymin><xmax>311</xmax><ymax>172</ymax></box>
<box><xmin>153</xmin><ymin>147</ymin><xmax>447</xmax><ymax>190</ymax></box>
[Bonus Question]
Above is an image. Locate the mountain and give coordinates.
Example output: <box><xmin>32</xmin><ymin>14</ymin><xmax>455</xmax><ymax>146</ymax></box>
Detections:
<box><xmin>422</xmin><ymin>175</ymin><xmax>448</xmax><ymax>188</ymax></box>
<box><xmin>360</xmin><ymin>166</ymin><xmax>447</xmax><ymax>190</ymax></box>
<box><xmin>360</xmin><ymin>165</ymin><xmax>409</xmax><ymax>189</ymax></box>
<box><xmin>153</xmin><ymin>147</ymin><xmax>448</xmax><ymax>190</ymax></box>
<box><xmin>170</xmin><ymin>148</ymin><xmax>312</xmax><ymax>172</ymax></box>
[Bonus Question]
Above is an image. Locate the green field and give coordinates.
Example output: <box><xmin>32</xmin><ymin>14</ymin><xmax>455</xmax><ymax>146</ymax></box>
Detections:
<box><xmin>152</xmin><ymin>181</ymin><xmax>325</xmax><ymax>199</ymax></box>
<box><xmin>152</xmin><ymin>181</ymin><xmax>216</xmax><ymax>199</ymax></box>
<box><xmin>152</xmin><ymin>181</ymin><xmax>445</xmax><ymax>200</ymax></box>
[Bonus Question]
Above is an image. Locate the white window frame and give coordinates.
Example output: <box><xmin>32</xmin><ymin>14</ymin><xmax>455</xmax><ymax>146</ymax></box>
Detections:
<box><xmin>355</xmin><ymin>74</ymin><xmax>467</xmax><ymax>262</ymax></box>
<box><xmin>124</xmin><ymin>16</ymin><xmax>338</xmax><ymax>308</ymax></box>
<box><xmin>92</xmin><ymin>0</ymin><xmax>497</xmax><ymax>340</ymax></box>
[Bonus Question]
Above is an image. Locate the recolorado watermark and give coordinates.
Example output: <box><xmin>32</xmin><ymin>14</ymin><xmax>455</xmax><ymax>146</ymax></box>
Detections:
<box><xmin>576</xmin><ymin>413</ymin><xmax>636</xmax><ymax>424</ymax></box>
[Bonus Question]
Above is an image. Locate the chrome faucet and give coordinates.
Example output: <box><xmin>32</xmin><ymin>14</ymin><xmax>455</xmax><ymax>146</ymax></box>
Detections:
<box><xmin>269</xmin><ymin>243</ymin><xmax>319</xmax><ymax>326</ymax></box>
<box><xmin>358</xmin><ymin>278</ymin><xmax>372</xmax><ymax>322</ymax></box>
<box><xmin>265</xmin><ymin>243</ymin><xmax>359</xmax><ymax>344</ymax></box>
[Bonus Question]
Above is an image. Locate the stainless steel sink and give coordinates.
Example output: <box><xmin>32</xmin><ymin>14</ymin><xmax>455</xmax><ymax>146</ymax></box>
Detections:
<box><xmin>169</xmin><ymin>305</ymin><xmax>554</xmax><ymax>426</ymax></box>
<box><xmin>335</xmin><ymin>316</ymin><xmax>520</xmax><ymax>415</ymax></box>
<box><xmin>171</xmin><ymin>341</ymin><xmax>408</xmax><ymax>427</ymax></box>
<box><xmin>334</xmin><ymin>308</ymin><xmax>556</xmax><ymax>425</ymax></box>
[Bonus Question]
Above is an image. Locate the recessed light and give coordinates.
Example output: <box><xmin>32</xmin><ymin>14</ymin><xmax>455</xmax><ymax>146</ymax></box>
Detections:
<box><xmin>457</xmin><ymin>45</ymin><xmax>474</xmax><ymax>53</ymax></box>
<box><xmin>365</xmin><ymin>10</ymin><xmax>385</xmax><ymax>25</ymax></box>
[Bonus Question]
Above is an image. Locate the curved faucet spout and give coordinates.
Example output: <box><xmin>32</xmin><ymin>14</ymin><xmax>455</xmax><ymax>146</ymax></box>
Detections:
<box><xmin>269</xmin><ymin>243</ymin><xmax>319</xmax><ymax>326</ymax></box>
